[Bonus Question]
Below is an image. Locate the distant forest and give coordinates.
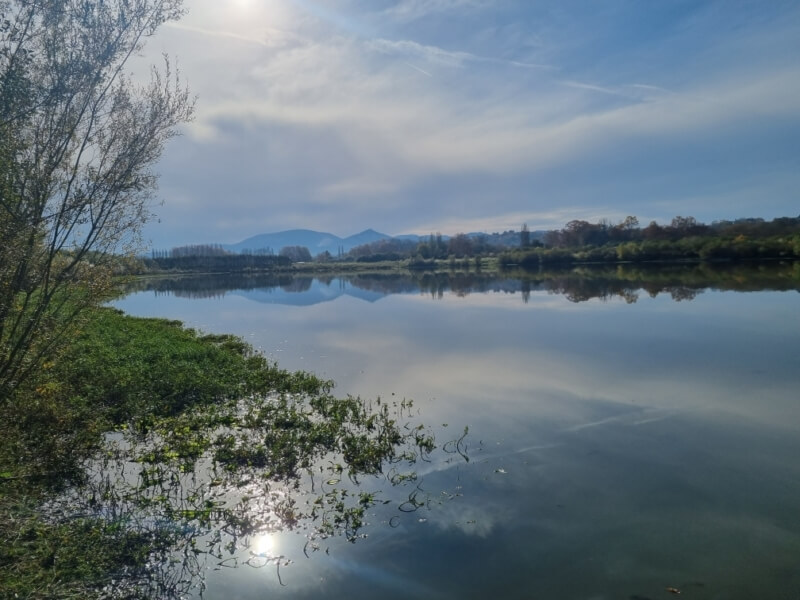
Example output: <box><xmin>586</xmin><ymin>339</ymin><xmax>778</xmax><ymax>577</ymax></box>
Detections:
<box><xmin>141</xmin><ymin>216</ymin><xmax>800</xmax><ymax>273</ymax></box>
<box><xmin>500</xmin><ymin>215</ymin><xmax>800</xmax><ymax>268</ymax></box>
<box><xmin>144</xmin><ymin>251</ymin><xmax>289</xmax><ymax>272</ymax></box>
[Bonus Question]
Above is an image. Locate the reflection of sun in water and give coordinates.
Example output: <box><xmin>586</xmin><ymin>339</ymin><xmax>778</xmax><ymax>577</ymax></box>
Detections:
<box><xmin>252</xmin><ymin>533</ymin><xmax>276</xmax><ymax>557</ymax></box>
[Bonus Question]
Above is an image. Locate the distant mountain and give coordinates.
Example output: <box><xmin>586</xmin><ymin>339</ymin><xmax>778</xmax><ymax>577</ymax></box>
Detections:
<box><xmin>221</xmin><ymin>227</ymin><xmax>545</xmax><ymax>256</ymax></box>
<box><xmin>341</xmin><ymin>228</ymin><xmax>391</xmax><ymax>249</ymax></box>
<box><xmin>223</xmin><ymin>229</ymin><xmax>392</xmax><ymax>255</ymax></box>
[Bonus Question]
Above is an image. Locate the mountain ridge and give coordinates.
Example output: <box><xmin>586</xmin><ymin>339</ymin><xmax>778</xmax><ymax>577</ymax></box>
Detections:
<box><xmin>220</xmin><ymin>228</ymin><xmax>540</xmax><ymax>255</ymax></box>
<box><xmin>222</xmin><ymin>228</ymin><xmax>393</xmax><ymax>255</ymax></box>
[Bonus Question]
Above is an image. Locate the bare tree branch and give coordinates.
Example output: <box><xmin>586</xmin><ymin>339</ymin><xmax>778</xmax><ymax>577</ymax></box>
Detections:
<box><xmin>0</xmin><ymin>0</ymin><xmax>194</xmax><ymax>395</ymax></box>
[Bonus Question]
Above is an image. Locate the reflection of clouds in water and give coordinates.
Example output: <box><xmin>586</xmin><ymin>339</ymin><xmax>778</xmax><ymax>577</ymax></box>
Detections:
<box><xmin>401</xmin><ymin>404</ymin><xmax>800</xmax><ymax>558</ymax></box>
<box><xmin>110</xmin><ymin>278</ymin><xmax>800</xmax><ymax>598</ymax></box>
<box><xmin>317</xmin><ymin>329</ymin><xmax>412</xmax><ymax>357</ymax></box>
<box><xmin>426</xmin><ymin>501</ymin><xmax>499</xmax><ymax>538</ymax></box>
<box><xmin>563</xmin><ymin>408</ymin><xmax>675</xmax><ymax>432</ymax></box>
<box><xmin>315</xmin><ymin>304</ymin><xmax>800</xmax><ymax>431</ymax></box>
<box><xmin>322</xmin><ymin>556</ymin><xmax>438</xmax><ymax>597</ymax></box>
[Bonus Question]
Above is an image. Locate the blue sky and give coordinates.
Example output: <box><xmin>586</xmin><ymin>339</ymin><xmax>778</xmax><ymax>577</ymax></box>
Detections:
<box><xmin>139</xmin><ymin>0</ymin><xmax>800</xmax><ymax>248</ymax></box>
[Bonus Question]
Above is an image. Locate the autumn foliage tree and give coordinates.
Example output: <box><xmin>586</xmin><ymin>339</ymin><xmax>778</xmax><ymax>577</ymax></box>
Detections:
<box><xmin>0</xmin><ymin>0</ymin><xmax>194</xmax><ymax>396</ymax></box>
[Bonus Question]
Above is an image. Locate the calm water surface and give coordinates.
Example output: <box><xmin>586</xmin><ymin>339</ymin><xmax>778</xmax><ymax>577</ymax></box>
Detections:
<box><xmin>115</xmin><ymin>272</ymin><xmax>800</xmax><ymax>599</ymax></box>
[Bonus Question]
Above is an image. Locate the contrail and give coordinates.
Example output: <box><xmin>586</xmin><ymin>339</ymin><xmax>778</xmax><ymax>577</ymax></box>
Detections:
<box><xmin>405</xmin><ymin>62</ymin><xmax>433</xmax><ymax>77</ymax></box>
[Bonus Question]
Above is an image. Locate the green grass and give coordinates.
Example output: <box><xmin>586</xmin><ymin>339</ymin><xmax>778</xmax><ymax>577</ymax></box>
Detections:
<box><xmin>0</xmin><ymin>306</ymin><xmax>434</xmax><ymax>598</ymax></box>
<box><xmin>0</xmin><ymin>494</ymin><xmax>174</xmax><ymax>600</ymax></box>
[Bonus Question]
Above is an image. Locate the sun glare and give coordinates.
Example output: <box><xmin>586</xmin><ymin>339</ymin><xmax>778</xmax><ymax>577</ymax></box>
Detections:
<box><xmin>251</xmin><ymin>533</ymin><xmax>276</xmax><ymax>557</ymax></box>
<box><xmin>228</xmin><ymin>0</ymin><xmax>287</xmax><ymax>27</ymax></box>
<box><xmin>232</xmin><ymin>0</ymin><xmax>254</xmax><ymax>11</ymax></box>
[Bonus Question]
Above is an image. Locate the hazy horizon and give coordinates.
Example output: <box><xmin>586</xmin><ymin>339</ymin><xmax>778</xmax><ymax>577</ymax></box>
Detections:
<box><xmin>149</xmin><ymin>214</ymin><xmax>798</xmax><ymax>251</ymax></box>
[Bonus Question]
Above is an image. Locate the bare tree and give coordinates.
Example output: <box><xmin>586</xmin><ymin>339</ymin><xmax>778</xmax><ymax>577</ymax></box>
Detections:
<box><xmin>0</xmin><ymin>0</ymin><xmax>194</xmax><ymax>396</ymax></box>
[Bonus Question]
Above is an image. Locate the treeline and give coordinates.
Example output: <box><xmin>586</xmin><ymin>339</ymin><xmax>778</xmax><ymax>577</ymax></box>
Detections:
<box><xmin>348</xmin><ymin>238</ymin><xmax>419</xmax><ymax>262</ymax></box>
<box><xmin>144</xmin><ymin>244</ymin><xmax>301</xmax><ymax>272</ymax></box>
<box><xmin>144</xmin><ymin>254</ymin><xmax>290</xmax><ymax>272</ymax></box>
<box><xmin>348</xmin><ymin>232</ymin><xmax>510</xmax><ymax>262</ymax></box>
<box><xmin>143</xmin><ymin>216</ymin><xmax>800</xmax><ymax>273</ymax></box>
<box><xmin>151</xmin><ymin>244</ymin><xmax>230</xmax><ymax>259</ymax></box>
<box><xmin>500</xmin><ymin>216</ymin><xmax>800</xmax><ymax>268</ymax></box>
<box><xmin>541</xmin><ymin>216</ymin><xmax>800</xmax><ymax>247</ymax></box>
<box><xmin>146</xmin><ymin>229</ymin><xmax>533</xmax><ymax>269</ymax></box>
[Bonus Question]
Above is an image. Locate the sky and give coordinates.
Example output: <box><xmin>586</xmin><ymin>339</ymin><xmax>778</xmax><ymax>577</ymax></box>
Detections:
<box><xmin>136</xmin><ymin>0</ymin><xmax>800</xmax><ymax>249</ymax></box>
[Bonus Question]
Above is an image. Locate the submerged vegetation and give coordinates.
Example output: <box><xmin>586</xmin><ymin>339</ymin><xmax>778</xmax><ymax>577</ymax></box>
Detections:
<box><xmin>0</xmin><ymin>307</ymin><xmax>446</xmax><ymax>598</ymax></box>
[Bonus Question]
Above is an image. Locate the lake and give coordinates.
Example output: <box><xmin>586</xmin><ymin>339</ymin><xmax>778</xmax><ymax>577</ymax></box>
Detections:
<box><xmin>114</xmin><ymin>267</ymin><xmax>800</xmax><ymax>599</ymax></box>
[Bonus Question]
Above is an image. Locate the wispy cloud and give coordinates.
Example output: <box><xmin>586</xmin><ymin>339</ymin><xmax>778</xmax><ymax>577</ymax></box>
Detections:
<box><xmin>143</xmin><ymin>0</ymin><xmax>800</xmax><ymax>245</ymax></box>
<box><xmin>386</xmin><ymin>0</ymin><xmax>493</xmax><ymax>22</ymax></box>
<box><xmin>368</xmin><ymin>37</ymin><xmax>554</xmax><ymax>71</ymax></box>
<box><xmin>559</xmin><ymin>80</ymin><xmax>630</xmax><ymax>97</ymax></box>
<box><xmin>165</xmin><ymin>22</ymin><xmax>302</xmax><ymax>48</ymax></box>
<box><xmin>367</xmin><ymin>38</ymin><xmax>475</xmax><ymax>68</ymax></box>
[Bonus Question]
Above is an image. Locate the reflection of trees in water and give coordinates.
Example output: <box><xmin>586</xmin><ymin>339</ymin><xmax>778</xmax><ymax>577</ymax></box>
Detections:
<box><xmin>416</xmin><ymin>272</ymin><xmax>504</xmax><ymax>298</ymax></box>
<box><xmin>345</xmin><ymin>263</ymin><xmax>798</xmax><ymax>302</ymax></box>
<box><xmin>332</xmin><ymin>272</ymin><xmax>527</xmax><ymax>299</ymax></box>
<box><xmin>124</xmin><ymin>262</ymin><xmax>800</xmax><ymax>305</ymax></box>
<box><xmin>345</xmin><ymin>273</ymin><xmax>420</xmax><ymax>295</ymax></box>
<box><xmin>545</xmin><ymin>277</ymin><xmax>702</xmax><ymax>303</ymax></box>
<box><xmin>510</xmin><ymin>262</ymin><xmax>799</xmax><ymax>303</ymax></box>
<box><xmin>124</xmin><ymin>274</ymin><xmax>296</xmax><ymax>299</ymax></box>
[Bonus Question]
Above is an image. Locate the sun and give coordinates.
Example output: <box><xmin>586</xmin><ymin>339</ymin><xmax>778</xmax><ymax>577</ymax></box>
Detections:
<box><xmin>225</xmin><ymin>0</ymin><xmax>289</xmax><ymax>29</ymax></box>
<box><xmin>232</xmin><ymin>0</ymin><xmax>254</xmax><ymax>11</ymax></box>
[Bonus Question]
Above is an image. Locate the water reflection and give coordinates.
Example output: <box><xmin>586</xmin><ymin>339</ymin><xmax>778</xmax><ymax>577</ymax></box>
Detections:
<box><xmin>108</xmin><ymin>267</ymin><xmax>800</xmax><ymax>599</ymax></box>
<box><xmin>123</xmin><ymin>262</ymin><xmax>800</xmax><ymax>304</ymax></box>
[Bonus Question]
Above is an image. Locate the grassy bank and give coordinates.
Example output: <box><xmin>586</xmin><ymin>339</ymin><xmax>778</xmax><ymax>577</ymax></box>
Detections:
<box><xmin>0</xmin><ymin>307</ymin><xmax>432</xmax><ymax>598</ymax></box>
